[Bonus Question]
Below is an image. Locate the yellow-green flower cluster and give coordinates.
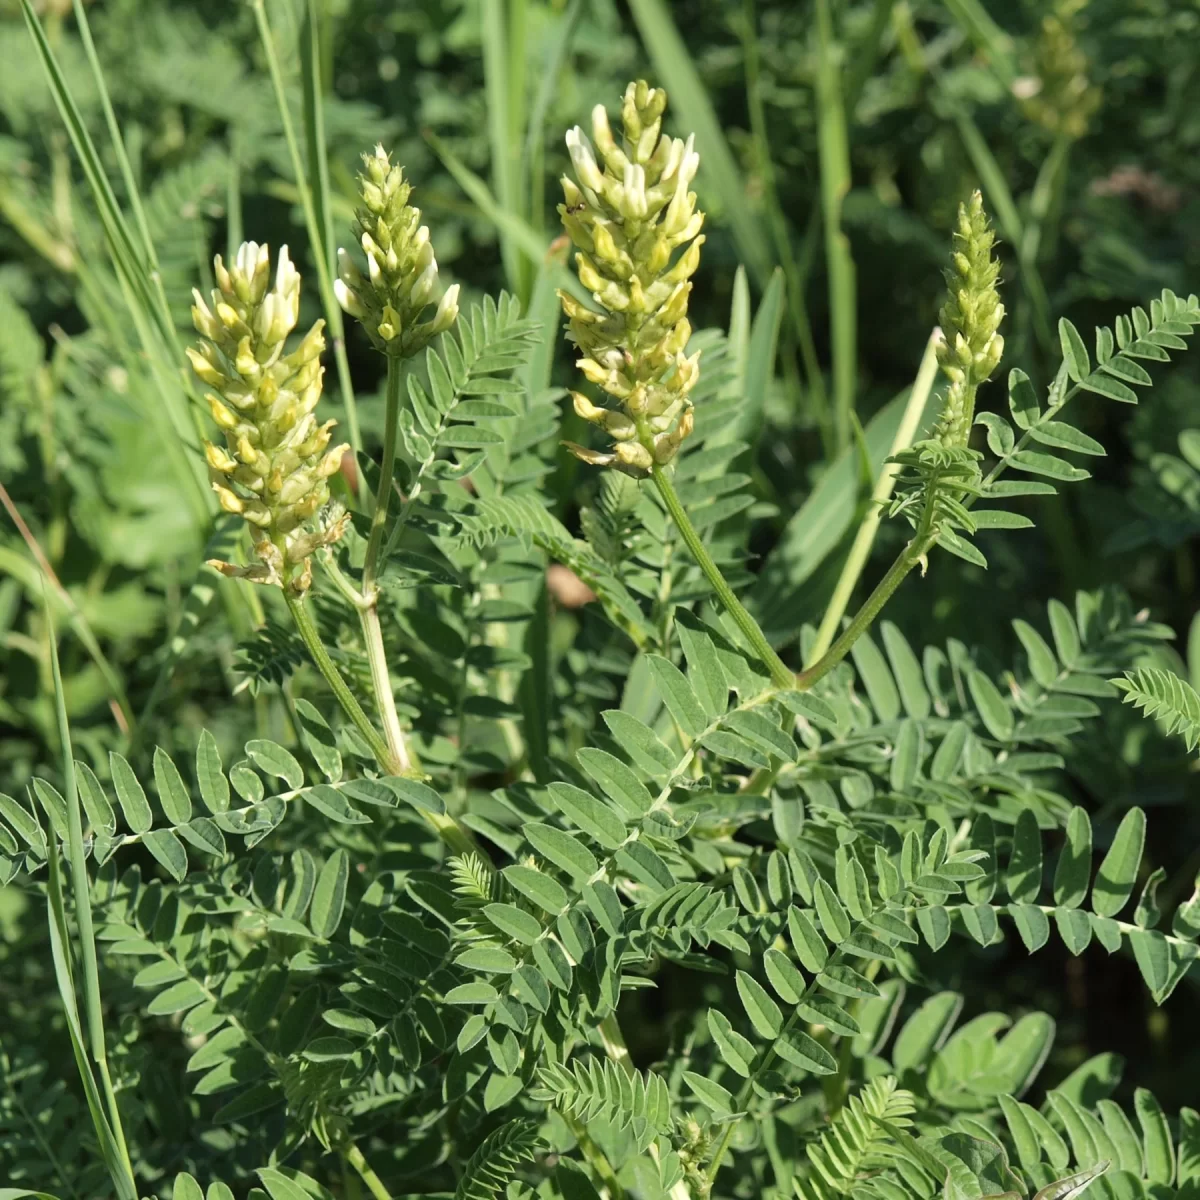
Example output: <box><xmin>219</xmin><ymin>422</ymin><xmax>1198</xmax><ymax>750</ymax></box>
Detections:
<box><xmin>335</xmin><ymin>145</ymin><xmax>459</xmax><ymax>358</ymax></box>
<box><xmin>934</xmin><ymin>191</ymin><xmax>1005</xmax><ymax>447</ymax></box>
<box><xmin>188</xmin><ymin>242</ymin><xmax>348</xmax><ymax>596</ymax></box>
<box><xmin>559</xmin><ymin>80</ymin><xmax>704</xmax><ymax>476</ymax></box>
<box><xmin>1016</xmin><ymin>0</ymin><xmax>1101</xmax><ymax>141</ymax></box>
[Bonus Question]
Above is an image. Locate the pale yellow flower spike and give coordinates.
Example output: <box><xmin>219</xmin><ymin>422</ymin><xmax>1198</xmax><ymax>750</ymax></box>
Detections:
<box><xmin>188</xmin><ymin>242</ymin><xmax>349</xmax><ymax>595</ymax></box>
<box><xmin>558</xmin><ymin>80</ymin><xmax>703</xmax><ymax>476</ymax></box>
<box><xmin>335</xmin><ymin>145</ymin><xmax>459</xmax><ymax>358</ymax></box>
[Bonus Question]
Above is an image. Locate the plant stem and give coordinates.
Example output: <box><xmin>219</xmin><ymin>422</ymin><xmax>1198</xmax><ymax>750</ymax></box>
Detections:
<box><xmin>563</xmin><ymin>1113</ymin><xmax>625</xmax><ymax>1200</ymax></box>
<box><xmin>359</xmin><ymin>356</ymin><xmax>415</xmax><ymax>773</ymax></box>
<box><xmin>651</xmin><ymin>465</ymin><xmax>794</xmax><ymax>689</ymax></box>
<box><xmin>795</xmin><ymin>498</ymin><xmax>939</xmax><ymax>692</ymax></box>
<box><xmin>284</xmin><ymin>590</ymin><xmax>397</xmax><ymax>773</ymax></box>
<box><xmin>359</xmin><ymin>606</ymin><xmax>412</xmax><ymax>771</ymax></box>
<box><xmin>597</xmin><ymin>1015</ymin><xmax>691</xmax><ymax>1200</ymax></box>
<box><xmin>342</xmin><ymin>1139</ymin><xmax>394</xmax><ymax>1200</ymax></box>
<box><xmin>364</xmin><ymin>358</ymin><xmax>402</xmax><ymax>592</ymax></box>
<box><xmin>807</xmin><ymin>329</ymin><xmax>940</xmax><ymax>664</ymax></box>
<box><xmin>289</xmin><ymin>576</ymin><xmax>477</xmax><ymax>856</ymax></box>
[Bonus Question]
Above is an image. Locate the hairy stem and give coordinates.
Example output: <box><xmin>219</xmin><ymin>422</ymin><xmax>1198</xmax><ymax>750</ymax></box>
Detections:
<box><xmin>651</xmin><ymin>465</ymin><xmax>794</xmax><ymax>690</ymax></box>
<box><xmin>342</xmin><ymin>1139</ymin><xmax>394</xmax><ymax>1200</ymax></box>
<box><xmin>359</xmin><ymin>356</ymin><xmax>415</xmax><ymax>772</ymax></box>
<box><xmin>807</xmin><ymin>330</ymin><xmax>940</xmax><ymax>665</ymax></box>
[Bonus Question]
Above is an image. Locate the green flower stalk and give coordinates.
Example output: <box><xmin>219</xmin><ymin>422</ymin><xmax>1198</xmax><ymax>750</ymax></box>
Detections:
<box><xmin>559</xmin><ymin>80</ymin><xmax>704</xmax><ymax>476</ymax></box>
<box><xmin>934</xmin><ymin>191</ymin><xmax>1005</xmax><ymax>446</ymax></box>
<box><xmin>188</xmin><ymin>241</ymin><xmax>349</xmax><ymax>596</ymax></box>
<box><xmin>335</xmin><ymin>144</ymin><xmax>460</xmax><ymax>358</ymax></box>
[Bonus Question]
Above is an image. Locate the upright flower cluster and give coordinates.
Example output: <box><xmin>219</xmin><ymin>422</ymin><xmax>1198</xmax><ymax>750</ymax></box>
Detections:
<box><xmin>335</xmin><ymin>145</ymin><xmax>459</xmax><ymax>358</ymax></box>
<box><xmin>934</xmin><ymin>191</ymin><xmax>1005</xmax><ymax>447</ymax></box>
<box><xmin>1017</xmin><ymin>0</ymin><xmax>1101</xmax><ymax>141</ymax></box>
<box><xmin>559</xmin><ymin>80</ymin><xmax>704</xmax><ymax>475</ymax></box>
<box><xmin>188</xmin><ymin>242</ymin><xmax>348</xmax><ymax>595</ymax></box>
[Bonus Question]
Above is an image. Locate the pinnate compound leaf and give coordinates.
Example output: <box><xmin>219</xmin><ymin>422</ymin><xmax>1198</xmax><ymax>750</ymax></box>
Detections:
<box><xmin>736</xmin><ymin>970</ymin><xmax>782</xmax><ymax>1038</ymax></box>
<box><xmin>708</xmin><ymin>1008</ymin><xmax>756</xmax><ymax>1076</ymax></box>
<box><xmin>683</xmin><ymin>1071</ymin><xmax>739</xmax><ymax>1119</ymax></box>
<box><xmin>1059</xmin><ymin>318</ymin><xmax>1090</xmax><ymax>383</ymax></box>
<box><xmin>602</xmin><ymin>710</ymin><xmax>675</xmax><ymax>774</ymax></box>
<box><xmin>523</xmin><ymin>823</ymin><xmax>598</xmax><ymax>883</ymax></box>
<box><xmin>647</xmin><ymin>655</ymin><xmax>708</xmax><ymax>737</ymax></box>
<box><xmin>1112</xmin><ymin>667</ymin><xmax>1200</xmax><ymax>752</ymax></box>
<box><xmin>774</xmin><ymin>1028</ymin><xmax>837</xmax><ymax>1074</ymax></box>
<box><xmin>153</xmin><ymin>747</ymin><xmax>192</xmax><ymax>825</ymax></box>
<box><xmin>548</xmin><ymin>783</ymin><xmax>626</xmax><ymax>849</ymax></box>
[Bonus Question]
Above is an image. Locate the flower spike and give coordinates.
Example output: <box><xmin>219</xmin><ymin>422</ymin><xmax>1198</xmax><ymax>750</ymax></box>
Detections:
<box><xmin>189</xmin><ymin>242</ymin><xmax>348</xmax><ymax>595</ymax></box>
<box><xmin>558</xmin><ymin>80</ymin><xmax>703</xmax><ymax>476</ymax></box>
<box><xmin>336</xmin><ymin>145</ymin><xmax>458</xmax><ymax>358</ymax></box>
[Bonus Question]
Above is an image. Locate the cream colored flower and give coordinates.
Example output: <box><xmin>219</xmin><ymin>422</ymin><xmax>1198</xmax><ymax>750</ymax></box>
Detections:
<box><xmin>558</xmin><ymin>81</ymin><xmax>703</xmax><ymax>476</ymax></box>
<box><xmin>189</xmin><ymin>242</ymin><xmax>348</xmax><ymax>594</ymax></box>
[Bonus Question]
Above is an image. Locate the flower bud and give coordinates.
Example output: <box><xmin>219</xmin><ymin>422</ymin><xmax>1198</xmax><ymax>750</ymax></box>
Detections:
<box><xmin>336</xmin><ymin>146</ymin><xmax>457</xmax><ymax>358</ymax></box>
<box><xmin>934</xmin><ymin>191</ymin><xmax>1005</xmax><ymax>448</ymax></box>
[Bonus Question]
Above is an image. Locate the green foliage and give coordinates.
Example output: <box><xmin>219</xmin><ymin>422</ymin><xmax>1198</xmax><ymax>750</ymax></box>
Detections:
<box><xmin>5</xmin><ymin>2</ymin><xmax>1200</xmax><ymax>1200</ymax></box>
<box><xmin>455</xmin><ymin>1121</ymin><xmax>543</xmax><ymax>1200</ymax></box>
<box><xmin>1112</xmin><ymin>667</ymin><xmax>1200</xmax><ymax>753</ymax></box>
<box><xmin>793</xmin><ymin>1075</ymin><xmax>917</xmax><ymax>1200</ymax></box>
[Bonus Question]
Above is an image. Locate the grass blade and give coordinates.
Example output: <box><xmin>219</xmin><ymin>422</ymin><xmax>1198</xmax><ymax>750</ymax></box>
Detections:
<box><xmin>427</xmin><ymin>131</ymin><xmax>580</xmax><ymax>300</ymax></box>
<box><xmin>807</xmin><ymin>330</ymin><xmax>941</xmax><ymax>663</ymax></box>
<box><xmin>943</xmin><ymin>0</ymin><xmax>1017</xmax><ymax>85</ymax></box>
<box><xmin>814</xmin><ymin>0</ymin><xmax>857</xmax><ymax>454</ymax></box>
<box><xmin>740</xmin><ymin>0</ymin><xmax>829</xmax><ymax>439</ymax></box>
<box><xmin>301</xmin><ymin>0</ymin><xmax>336</xmax><ymax>291</ymax></box>
<box><xmin>627</xmin><ymin>0</ymin><xmax>772</xmax><ymax>285</ymax></box>
<box><xmin>44</xmin><ymin>585</ymin><xmax>137</xmax><ymax>1200</ymax></box>
<box><xmin>19</xmin><ymin>0</ymin><xmax>153</xmax><ymax>330</ymax></box>
<box><xmin>253</xmin><ymin>0</ymin><xmax>361</xmax><ymax>465</ymax></box>
<box><xmin>482</xmin><ymin>0</ymin><xmax>526</xmax><ymax>295</ymax></box>
<box><xmin>69</xmin><ymin>0</ymin><xmax>177</xmax><ymax>352</ymax></box>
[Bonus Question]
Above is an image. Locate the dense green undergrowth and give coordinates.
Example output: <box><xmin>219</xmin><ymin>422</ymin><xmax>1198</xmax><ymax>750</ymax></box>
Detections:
<box><xmin>3</xmin><ymin>2</ymin><xmax>1200</xmax><ymax>1200</ymax></box>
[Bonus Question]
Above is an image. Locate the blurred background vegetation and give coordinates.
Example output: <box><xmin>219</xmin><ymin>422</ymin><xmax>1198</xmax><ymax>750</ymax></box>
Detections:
<box><xmin>3</xmin><ymin>0</ymin><xmax>1200</xmax><ymax>1123</ymax></box>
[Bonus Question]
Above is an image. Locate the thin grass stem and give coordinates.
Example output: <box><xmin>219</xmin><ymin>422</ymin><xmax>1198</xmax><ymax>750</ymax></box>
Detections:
<box><xmin>252</xmin><ymin>0</ymin><xmax>362</xmax><ymax>473</ymax></box>
<box><xmin>814</xmin><ymin>0</ymin><xmax>857</xmax><ymax>454</ymax></box>
<box><xmin>807</xmin><ymin>329</ymin><xmax>940</xmax><ymax>664</ymax></box>
<box><xmin>45</xmin><ymin>591</ymin><xmax>137</xmax><ymax>1195</ymax></box>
